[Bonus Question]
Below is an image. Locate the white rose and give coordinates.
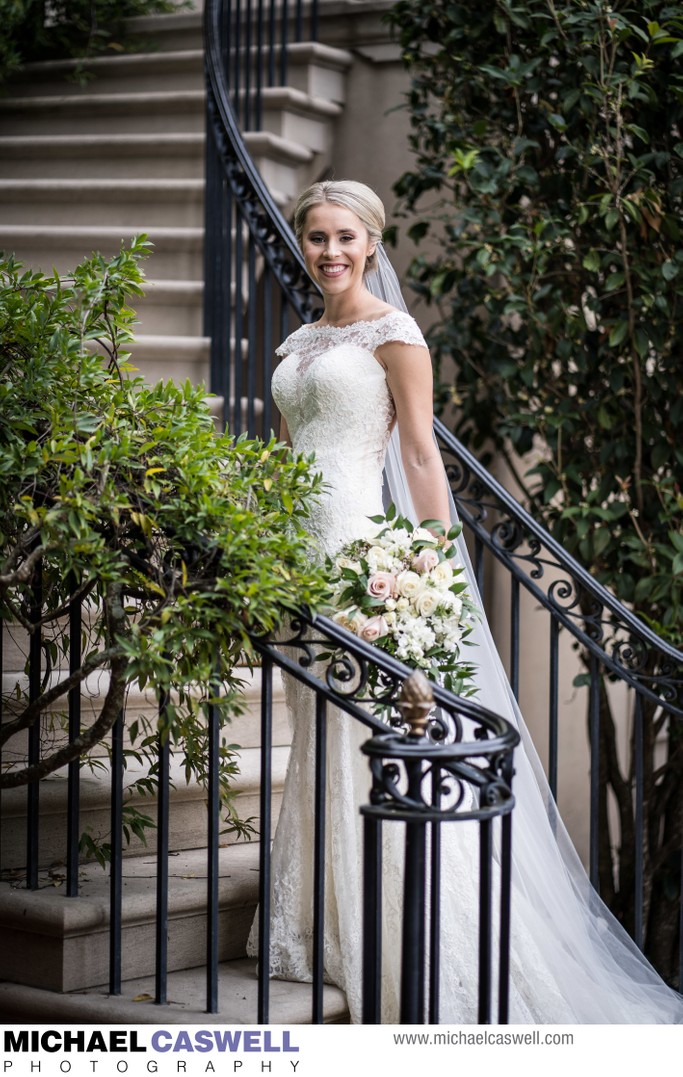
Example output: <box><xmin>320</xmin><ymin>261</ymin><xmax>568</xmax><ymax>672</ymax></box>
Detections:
<box><xmin>333</xmin><ymin>609</ymin><xmax>367</xmax><ymax>635</ymax></box>
<box><xmin>432</xmin><ymin>560</ymin><xmax>454</xmax><ymax>588</ymax></box>
<box><xmin>396</xmin><ymin>597</ymin><xmax>409</xmax><ymax>612</ymax></box>
<box><xmin>396</xmin><ymin>570</ymin><xmax>424</xmax><ymax>599</ymax></box>
<box><xmin>414</xmin><ymin>589</ymin><xmax>441</xmax><ymax>618</ymax></box>
<box><xmin>413</xmin><ymin>526</ymin><xmax>436</xmax><ymax>542</ymax></box>
<box><xmin>366</xmin><ymin>545</ymin><xmax>393</xmax><ymax>571</ymax></box>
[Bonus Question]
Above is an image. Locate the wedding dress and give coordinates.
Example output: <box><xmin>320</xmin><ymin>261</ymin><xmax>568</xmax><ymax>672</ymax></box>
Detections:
<box><xmin>247</xmin><ymin>308</ymin><xmax>683</xmax><ymax>1024</ymax></box>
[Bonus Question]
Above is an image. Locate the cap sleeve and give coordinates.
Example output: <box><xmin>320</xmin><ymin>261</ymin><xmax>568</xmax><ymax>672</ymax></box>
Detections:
<box><xmin>370</xmin><ymin>311</ymin><xmax>428</xmax><ymax>350</ymax></box>
<box><xmin>275</xmin><ymin>325</ymin><xmax>310</xmax><ymax>357</ymax></box>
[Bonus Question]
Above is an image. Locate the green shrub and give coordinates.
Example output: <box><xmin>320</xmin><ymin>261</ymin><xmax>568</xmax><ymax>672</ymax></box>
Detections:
<box><xmin>0</xmin><ymin>237</ymin><xmax>328</xmax><ymax>847</ymax></box>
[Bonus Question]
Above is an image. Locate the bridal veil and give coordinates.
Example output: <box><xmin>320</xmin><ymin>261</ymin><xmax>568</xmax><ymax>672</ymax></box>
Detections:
<box><xmin>365</xmin><ymin>243</ymin><xmax>683</xmax><ymax>1022</ymax></box>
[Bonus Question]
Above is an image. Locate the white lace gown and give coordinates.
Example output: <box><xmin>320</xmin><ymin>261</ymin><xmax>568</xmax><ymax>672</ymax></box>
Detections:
<box><xmin>247</xmin><ymin>311</ymin><xmax>683</xmax><ymax>1024</ymax></box>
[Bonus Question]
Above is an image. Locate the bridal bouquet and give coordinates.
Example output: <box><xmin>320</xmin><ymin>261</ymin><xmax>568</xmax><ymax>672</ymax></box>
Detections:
<box><xmin>326</xmin><ymin>508</ymin><xmax>478</xmax><ymax>698</ymax></box>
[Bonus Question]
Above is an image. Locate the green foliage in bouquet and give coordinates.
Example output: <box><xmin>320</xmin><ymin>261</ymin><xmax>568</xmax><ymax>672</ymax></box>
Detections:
<box><xmin>0</xmin><ymin>238</ymin><xmax>328</xmax><ymax>853</ymax></box>
<box><xmin>327</xmin><ymin>506</ymin><xmax>478</xmax><ymax>705</ymax></box>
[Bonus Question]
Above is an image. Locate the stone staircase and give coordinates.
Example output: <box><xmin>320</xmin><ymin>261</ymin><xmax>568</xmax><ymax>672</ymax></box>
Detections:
<box><xmin>0</xmin><ymin>2</ymin><xmax>352</xmax><ymax>1023</ymax></box>
<box><xmin>0</xmin><ymin>2</ymin><xmax>352</xmax><ymax>386</ymax></box>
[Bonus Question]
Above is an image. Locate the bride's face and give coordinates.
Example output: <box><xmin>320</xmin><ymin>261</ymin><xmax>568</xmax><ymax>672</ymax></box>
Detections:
<box><xmin>301</xmin><ymin>203</ymin><xmax>375</xmax><ymax>299</ymax></box>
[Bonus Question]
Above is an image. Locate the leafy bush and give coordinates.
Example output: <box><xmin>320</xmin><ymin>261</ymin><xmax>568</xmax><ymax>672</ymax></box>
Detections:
<box><xmin>0</xmin><ymin>238</ymin><xmax>328</xmax><ymax>847</ymax></box>
<box><xmin>0</xmin><ymin>0</ymin><xmax>188</xmax><ymax>86</ymax></box>
<box><xmin>387</xmin><ymin>0</ymin><xmax>683</xmax><ymax>982</ymax></box>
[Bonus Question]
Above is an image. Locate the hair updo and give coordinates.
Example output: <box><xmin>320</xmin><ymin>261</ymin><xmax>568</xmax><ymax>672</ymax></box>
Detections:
<box><xmin>292</xmin><ymin>180</ymin><xmax>385</xmax><ymax>272</ymax></box>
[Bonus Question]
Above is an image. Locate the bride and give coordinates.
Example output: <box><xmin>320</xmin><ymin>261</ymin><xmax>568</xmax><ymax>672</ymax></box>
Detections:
<box><xmin>247</xmin><ymin>179</ymin><xmax>683</xmax><ymax>1024</ymax></box>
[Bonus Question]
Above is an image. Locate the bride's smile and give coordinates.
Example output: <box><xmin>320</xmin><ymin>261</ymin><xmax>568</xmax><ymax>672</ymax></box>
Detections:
<box><xmin>301</xmin><ymin>203</ymin><xmax>375</xmax><ymax>304</ymax></box>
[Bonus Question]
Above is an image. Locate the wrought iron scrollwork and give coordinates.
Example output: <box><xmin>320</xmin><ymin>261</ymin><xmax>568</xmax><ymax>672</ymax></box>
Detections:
<box><xmin>435</xmin><ymin>418</ymin><xmax>683</xmax><ymax>717</ymax></box>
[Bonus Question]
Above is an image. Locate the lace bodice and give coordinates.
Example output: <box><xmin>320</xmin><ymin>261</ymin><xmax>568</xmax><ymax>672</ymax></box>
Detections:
<box><xmin>272</xmin><ymin>311</ymin><xmax>427</xmax><ymax>556</ymax></box>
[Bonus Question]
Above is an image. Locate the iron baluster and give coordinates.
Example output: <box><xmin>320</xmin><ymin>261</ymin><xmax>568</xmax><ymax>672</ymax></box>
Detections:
<box><xmin>589</xmin><ymin>653</ymin><xmax>601</xmax><ymax>891</ymax></box>
<box><xmin>247</xmin><ymin>236</ymin><xmax>258</xmax><ymax>437</ymax></box>
<box><xmin>109</xmin><ymin>709</ymin><xmax>124</xmax><ymax>995</ymax></box>
<box><xmin>478</xmin><ymin>818</ymin><xmax>493</xmax><ymax>1024</ymax></box>
<box><xmin>257</xmin><ymin>653</ymin><xmax>274</xmax><ymax>1024</ymax></box>
<box><xmin>498</xmin><ymin>811</ymin><xmax>512</xmax><ymax>1023</ymax></box>
<box><xmin>362</xmin><ymin>813</ymin><xmax>382</xmax><ymax>1023</ymax></box>
<box><xmin>155</xmin><ymin>690</ymin><xmax>171</xmax><ymax>1005</ymax></box>
<box><xmin>26</xmin><ymin>557</ymin><xmax>41</xmax><ymax>890</ymax></box>
<box><xmin>510</xmin><ymin>575</ymin><xmax>520</xmax><ymax>701</ymax></box>
<box><xmin>206</xmin><ymin>677</ymin><xmax>221</xmax><ymax>1013</ymax></box>
<box><xmin>428</xmin><ymin>765</ymin><xmax>442</xmax><ymax>1024</ymax></box>
<box><xmin>66</xmin><ymin>583</ymin><xmax>82</xmax><ymax>897</ymax></box>
<box><xmin>548</xmin><ymin>615</ymin><xmax>559</xmax><ymax>801</ymax></box>
<box><xmin>312</xmin><ymin>691</ymin><xmax>327</xmax><ymax>1024</ymax></box>
<box><xmin>634</xmin><ymin>693</ymin><xmax>644</xmax><ymax>951</ymax></box>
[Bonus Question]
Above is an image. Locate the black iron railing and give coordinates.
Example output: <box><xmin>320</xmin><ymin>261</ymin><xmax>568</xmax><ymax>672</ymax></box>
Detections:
<box><xmin>250</xmin><ymin>614</ymin><xmax>517</xmax><ymax>1024</ymax></box>
<box><xmin>1</xmin><ymin>592</ymin><xmax>517</xmax><ymax>1024</ymax></box>
<box><xmin>203</xmin><ymin>0</ymin><xmax>683</xmax><ymax>988</ymax></box>
<box><xmin>204</xmin><ymin>0</ymin><xmax>322</xmax><ymax>437</ymax></box>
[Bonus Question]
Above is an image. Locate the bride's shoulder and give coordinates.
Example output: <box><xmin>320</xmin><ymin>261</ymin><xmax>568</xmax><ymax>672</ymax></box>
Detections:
<box><xmin>275</xmin><ymin>323</ymin><xmax>314</xmax><ymax>358</ymax></box>
<box><xmin>370</xmin><ymin>308</ymin><xmax>428</xmax><ymax>349</ymax></box>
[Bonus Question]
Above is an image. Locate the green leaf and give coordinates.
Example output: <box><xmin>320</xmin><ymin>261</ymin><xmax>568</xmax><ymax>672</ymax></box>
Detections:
<box><xmin>608</xmin><ymin>322</ymin><xmax>629</xmax><ymax>347</ymax></box>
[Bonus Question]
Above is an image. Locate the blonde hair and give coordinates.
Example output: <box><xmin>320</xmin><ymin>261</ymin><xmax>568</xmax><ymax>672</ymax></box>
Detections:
<box><xmin>293</xmin><ymin>180</ymin><xmax>385</xmax><ymax>272</ymax></box>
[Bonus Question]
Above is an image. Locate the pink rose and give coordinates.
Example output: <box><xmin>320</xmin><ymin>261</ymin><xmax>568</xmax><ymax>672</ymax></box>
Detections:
<box><xmin>412</xmin><ymin>548</ymin><xmax>440</xmax><ymax>574</ymax></box>
<box><xmin>360</xmin><ymin>615</ymin><xmax>390</xmax><ymax>642</ymax></box>
<box><xmin>367</xmin><ymin>571</ymin><xmax>397</xmax><ymax>600</ymax></box>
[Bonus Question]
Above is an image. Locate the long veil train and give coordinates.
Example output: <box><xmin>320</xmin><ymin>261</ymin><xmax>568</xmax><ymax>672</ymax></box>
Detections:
<box><xmin>368</xmin><ymin>244</ymin><xmax>683</xmax><ymax>1022</ymax></box>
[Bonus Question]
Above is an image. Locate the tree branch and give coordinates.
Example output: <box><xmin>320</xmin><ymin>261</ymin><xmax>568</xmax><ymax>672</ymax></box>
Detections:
<box><xmin>0</xmin><ymin>583</ymin><xmax>130</xmax><ymax>787</ymax></box>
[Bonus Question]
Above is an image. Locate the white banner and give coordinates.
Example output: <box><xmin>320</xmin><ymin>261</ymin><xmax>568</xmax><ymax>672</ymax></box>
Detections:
<box><xmin>2</xmin><ymin>1024</ymin><xmax>683</xmax><ymax>1077</ymax></box>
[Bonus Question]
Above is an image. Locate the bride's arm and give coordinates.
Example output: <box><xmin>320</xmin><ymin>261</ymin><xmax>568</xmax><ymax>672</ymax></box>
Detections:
<box><xmin>377</xmin><ymin>340</ymin><xmax>451</xmax><ymax>530</ymax></box>
<box><xmin>279</xmin><ymin>415</ymin><xmax>292</xmax><ymax>446</ymax></box>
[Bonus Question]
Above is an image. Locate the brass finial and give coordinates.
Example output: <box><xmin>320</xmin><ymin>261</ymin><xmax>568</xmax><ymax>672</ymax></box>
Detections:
<box><xmin>397</xmin><ymin>670</ymin><xmax>434</xmax><ymax>737</ymax></box>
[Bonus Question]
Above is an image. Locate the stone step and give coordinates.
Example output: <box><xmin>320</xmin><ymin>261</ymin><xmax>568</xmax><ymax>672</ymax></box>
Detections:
<box><xmin>1</xmin><ymin>738</ymin><xmax>290</xmax><ymax>872</ymax></box>
<box><xmin>124</xmin><ymin>333</ymin><xmax>210</xmax><ymax>385</ymax></box>
<box><xmin>284</xmin><ymin>41</ymin><xmax>354</xmax><ymax>103</ymax></box>
<box><xmin>2</xmin><ymin>658</ymin><xmax>291</xmax><ymax>874</ymax></box>
<box><xmin>10</xmin><ymin>49</ymin><xmax>205</xmax><ymax>97</ymax></box>
<box><xmin>136</xmin><ymin>277</ymin><xmax>205</xmax><ymax>335</ymax></box>
<box><xmin>93</xmin><ymin>332</ymin><xmax>252</xmax><ymax>388</ymax></box>
<box><xmin>1</xmin><ymin>664</ymin><xmax>291</xmax><ymax>761</ymax></box>
<box><xmin>0</xmin><ymin>179</ymin><xmax>204</xmax><ymax>228</ymax></box>
<box><xmin>244</xmin><ymin>131</ymin><xmax>315</xmax><ymax>201</ymax></box>
<box><xmin>0</xmin><ymin>843</ymin><xmax>263</xmax><ymax>991</ymax></box>
<box><xmin>0</xmin><ymin>133</ymin><xmax>205</xmax><ymax>179</ymax></box>
<box><xmin>124</xmin><ymin>8</ymin><xmax>204</xmax><ymax>54</ymax></box>
<box><xmin>11</xmin><ymin>39</ymin><xmax>351</xmax><ymax>108</ymax></box>
<box><xmin>0</xmin><ymin>90</ymin><xmax>205</xmax><ymax>137</ymax></box>
<box><xmin>259</xmin><ymin>86</ymin><xmax>342</xmax><ymax>156</ymax></box>
<box><xmin>0</xmin><ymin>224</ymin><xmax>203</xmax><ymax>278</ymax></box>
<box><xmin>0</xmin><ymin>958</ymin><xmax>349</xmax><ymax>1024</ymax></box>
